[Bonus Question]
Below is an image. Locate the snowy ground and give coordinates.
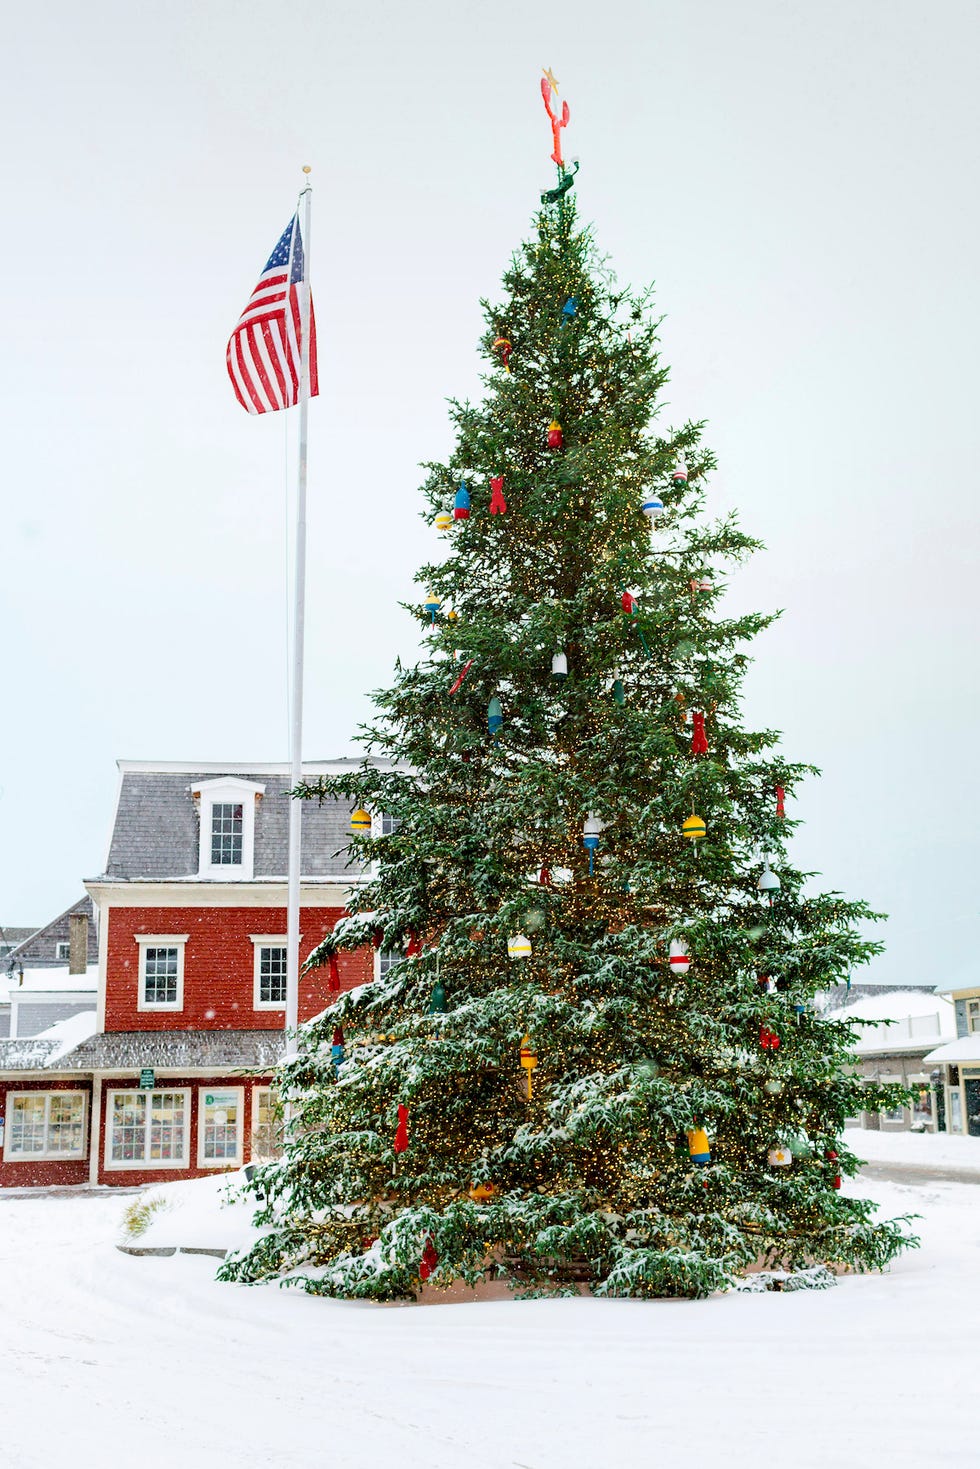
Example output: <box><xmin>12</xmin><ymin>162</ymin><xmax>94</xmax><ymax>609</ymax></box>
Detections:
<box><xmin>1</xmin><ymin>1169</ymin><xmax>976</xmax><ymax>1469</ymax></box>
<box><xmin>844</xmin><ymin>1125</ymin><xmax>980</xmax><ymax>1173</ymax></box>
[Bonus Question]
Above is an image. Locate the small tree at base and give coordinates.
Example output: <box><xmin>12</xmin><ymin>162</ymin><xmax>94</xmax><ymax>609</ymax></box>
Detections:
<box><xmin>220</xmin><ymin>195</ymin><xmax>915</xmax><ymax>1302</ymax></box>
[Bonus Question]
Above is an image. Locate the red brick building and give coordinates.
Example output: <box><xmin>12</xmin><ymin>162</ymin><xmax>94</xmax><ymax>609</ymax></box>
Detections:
<box><xmin>0</xmin><ymin>760</ymin><xmax>378</xmax><ymax>1188</ymax></box>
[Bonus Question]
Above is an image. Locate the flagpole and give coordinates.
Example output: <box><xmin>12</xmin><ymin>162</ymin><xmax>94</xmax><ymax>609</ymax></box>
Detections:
<box><xmin>285</xmin><ymin>171</ymin><xmax>312</xmax><ymax>1060</ymax></box>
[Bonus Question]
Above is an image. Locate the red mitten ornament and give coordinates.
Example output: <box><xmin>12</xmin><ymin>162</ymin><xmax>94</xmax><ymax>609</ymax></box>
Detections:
<box><xmin>759</xmin><ymin>1024</ymin><xmax>781</xmax><ymax>1051</ymax></box>
<box><xmin>394</xmin><ymin>1104</ymin><xmax>409</xmax><ymax>1154</ymax></box>
<box><xmin>489</xmin><ymin>476</ymin><xmax>507</xmax><ymax>514</ymax></box>
<box><xmin>327</xmin><ymin>953</ymin><xmax>341</xmax><ymax>995</ymax></box>
<box><xmin>419</xmin><ymin>1236</ymin><xmax>439</xmax><ymax>1281</ymax></box>
<box><xmin>691</xmin><ymin>712</ymin><xmax>709</xmax><ymax>756</ymax></box>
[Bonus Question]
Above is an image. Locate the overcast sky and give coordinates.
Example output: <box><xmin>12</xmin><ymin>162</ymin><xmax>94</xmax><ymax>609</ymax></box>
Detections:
<box><xmin>2</xmin><ymin>0</ymin><xmax>977</xmax><ymax>988</ymax></box>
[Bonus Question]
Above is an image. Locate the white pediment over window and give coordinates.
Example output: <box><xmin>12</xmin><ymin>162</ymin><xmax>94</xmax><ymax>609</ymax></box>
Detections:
<box><xmin>191</xmin><ymin>777</ymin><xmax>265</xmax><ymax>880</ymax></box>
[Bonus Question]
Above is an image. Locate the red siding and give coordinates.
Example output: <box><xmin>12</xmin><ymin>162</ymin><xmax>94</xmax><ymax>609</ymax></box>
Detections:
<box><xmin>0</xmin><ymin>1078</ymin><xmax>92</xmax><ymax>1188</ymax></box>
<box><xmin>96</xmin><ymin>1073</ymin><xmax>271</xmax><ymax>1186</ymax></box>
<box><xmin>104</xmin><ymin>906</ymin><xmax>373</xmax><ymax>1031</ymax></box>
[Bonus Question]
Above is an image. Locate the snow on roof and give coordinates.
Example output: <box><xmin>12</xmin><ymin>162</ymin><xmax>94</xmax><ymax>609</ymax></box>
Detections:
<box><xmin>839</xmin><ymin>989</ymin><xmax>957</xmax><ymax>1055</ymax></box>
<box><xmin>840</xmin><ymin>990</ymin><xmax>956</xmax><ymax>1023</ymax></box>
<box><xmin>33</xmin><ymin>1009</ymin><xmax>100</xmax><ymax>1062</ymax></box>
<box><xmin>923</xmin><ymin>1035</ymin><xmax>980</xmax><ymax>1065</ymax></box>
<box><xmin>0</xmin><ymin>964</ymin><xmax>98</xmax><ymax>1001</ymax></box>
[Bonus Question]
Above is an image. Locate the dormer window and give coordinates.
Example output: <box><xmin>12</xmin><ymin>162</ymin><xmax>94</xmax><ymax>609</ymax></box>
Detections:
<box><xmin>192</xmin><ymin>777</ymin><xmax>265</xmax><ymax>879</ymax></box>
<box><xmin>211</xmin><ymin>803</ymin><xmax>243</xmax><ymax>866</ymax></box>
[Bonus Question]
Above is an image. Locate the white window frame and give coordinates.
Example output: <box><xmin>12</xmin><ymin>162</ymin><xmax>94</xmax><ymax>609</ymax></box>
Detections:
<box><xmin>376</xmin><ymin>947</ymin><xmax>400</xmax><ymax>982</ymax></box>
<box><xmin>250</xmin><ymin>935</ymin><xmax>289</xmax><ymax>1010</ymax></box>
<box><xmin>196</xmin><ymin>1086</ymin><xmax>245</xmax><ymax>1169</ymax></box>
<box><xmin>251</xmin><ymin>1086</ymin><xmax>283</xmax><ymax>1161</ymax></box>
<box><xmin>104</xmin><ymin>1088</ymin><xmax>191</xmax><ymax>1171</ymax></box>
<box><xmin>966</xmin><ymin>999</ymin><xmax>980</xmax><ymax>1034</ymax></box>
<box><xmin>3</xmin><ymin>1090</ymin><xmax>88</xmax><ymax>1161</ymax></box>
<box><xmin>55</xmin><ymin>941</ymin><xmax>72</xmax><ymax>961</ymax></box>
<box><xmin>878</xmin><ymin>1073</ymin><xmax>905</xmax><ymax>1125</ymax></box>
<box><xmin>192</xmin><ymin>777</ymin><xmax>265</xmax><ymax>880</ymax></box>
<box><xmin>908</xmin><ymin>1073</ymin><xmax>934</xmax><ymax>1126</ymax></box>
<box><xmin>136</xmin><ymin>935</ymin><xmax>188</xmax><ymax>1012</ymax></box>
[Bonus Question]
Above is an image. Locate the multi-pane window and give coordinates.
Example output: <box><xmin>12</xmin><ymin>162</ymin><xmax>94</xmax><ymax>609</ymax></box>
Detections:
<box><xmin>258</xmin><ymin>946</ymin><xmax>287</xmax><ymax>1005</ymax></box>
<box><xmin>210</xmin><ymin>803</ymin><xmax>243</xmax><ymax>866</ymax></box>
<box><xmin>55</xmin><ymin>941</ymin><xmax>71</xmax><ymax>961</ymax></box>
<box><xmin>967</xmin><ymin>1000</ymin><xmax>980</xmax><ymax>1034</ymax></box>
<box><xmin>6</xmin><ymin>1092</ymin><xmax>86</xmax><ymax>1158</ymax></box>
<box><xmin>143</xmin><ymin>947</ymin><xmax>180</xmax><ymax>1005</ymax></box>
<box><xmin>911</xmin><ymin>1081</ymin><xmax>934</xmax><ymax>1125</ymax></box>
<box><xmin>251</xmin><ymin>1088</ymin><xmax>283</xmax><ymax>1161</ymax></box>
<box><xmin>379</xmin><ymin>949</ymin><xmax>399</xmax><ymax>978</ymax></box>
<box><xmin>379</xmin><ymin>813</ymin><xmax>401</xmax><ymax>836</ymax></box>
<box><xmin>198</xmin><ymin>1088</ymin><xmax>242</xmax><ymax>1166</ymax></box>
<box><xmin>108</xmin><ymin>1091</ymin><xmax>188</xmax><ymax>1166</ymax></box>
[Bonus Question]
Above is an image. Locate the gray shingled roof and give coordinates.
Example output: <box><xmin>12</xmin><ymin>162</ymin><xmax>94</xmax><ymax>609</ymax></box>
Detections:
<box><xmin>103</xmin><ymin>764</ymin><xmax>372</xmax><ymax>881</ymax></box>
<box><xmin>0</xmin><ymin>1038</ymin><xmax>61</xmax><ymax>1071</ymax></box>
<box><xmin>60</xmin><ymin>1030</ymin><xmax>286</xmax><ymax>1070</ymax></box>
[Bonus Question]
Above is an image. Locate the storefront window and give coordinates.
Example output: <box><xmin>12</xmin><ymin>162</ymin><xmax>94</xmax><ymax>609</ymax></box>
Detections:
<box><xmin>251</xmin><ymin>1087</ymin><xmax>283</xmax><ymax>1161</ymax></box>
<box><xmin>107</xmin><ymin>1090</ymin><xmax>188</xmax><ymax>1168</ymax></box>
<box><xmin>949</xmin><ymin>1089</ymin><xmax>963</xmax><ymax>1133</ymax></box>
<box><xmin>198</xmin><ymin>1088</ymin><xmax>243</xmax><ymax>1166</ymax></box>
<box><xmin>6</xmin><ymin>1092</ymin><xmax>86</xmax><ymax>1159</ymax></box>
<box><xmin>911</xmin><ymin>1081</ymin><xmax>933</xmax><ymax>1125</ymax></box>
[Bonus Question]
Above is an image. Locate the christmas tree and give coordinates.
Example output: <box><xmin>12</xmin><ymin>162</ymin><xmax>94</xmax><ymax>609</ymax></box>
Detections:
<box><xmin>221</xmin><ymin>80</ymin><xmax>914</xmax><ymax>1302</ymax></box>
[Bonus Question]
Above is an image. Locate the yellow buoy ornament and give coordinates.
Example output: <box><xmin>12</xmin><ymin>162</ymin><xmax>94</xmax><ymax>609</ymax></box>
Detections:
<box><xmin>687</xmin><ymin>1127</ymin><xmax>711</xmax><ymax>1166</ymax></box>
<box><xmin>520</xmin><ymin>1035</ymin><xmax>538</xmax><ymax>1099</ymax></box>
<box><xmin>682</xmin><ymin>812</ymin><xmax>706</xmax><ymax>842</ymax></box>
<box><xmin>507</xmin><ymin>933</ymin><xmax>532</xmax><ymax>961</ymax></box>
<box><xmin>350</xmin><ymin>807</ymin><xmax>372</xmax><ymax>835</ymax></box>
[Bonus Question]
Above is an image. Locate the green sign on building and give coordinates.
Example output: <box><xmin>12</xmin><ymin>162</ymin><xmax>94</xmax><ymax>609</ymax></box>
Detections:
<box><xmin>139</xmin><ymin>1068</ymin><xmax>155</xmax><ymax>1090</ymax></box>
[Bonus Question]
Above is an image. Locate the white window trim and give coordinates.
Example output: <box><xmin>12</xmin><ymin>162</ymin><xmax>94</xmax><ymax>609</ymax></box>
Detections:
<box><xmin>877</xmin><ymin>1073</ymin><xmax>906</xmax><ymax>1124</ymax></box>
<box><xmin>3</xmin><ymin>1091</ymin><xmax>88</xmax><ymax>1161</ymax></box>
<box><xmin>192</xmin><ymin>777</ymin><xmax>265</xmax><ymax>880</ymax></box>
<box><xmin>966</xmin><ymin>999</ymin><xmax>980</xmax><ymax>1034</ymax></box>
<box><xmin>135</xmin><ymin>935</ymin><xmax>188</xmax><ymax>1012</ymax></box>
<box><xmin>251</xmin><ymin>1086</ymin><xmax>282</xmax><ymax>1161</ymax></box>
<box><xmin>196</xmin><ymin>1085</ymin><xmax>245</xmax><ymax>1169</ymax></box>
<box><xmin>104</xmin><ymin>1088</ymin><xmax>191</xmax><ymax>1171</ymax></box>
<box><xmin>55</xmin><ymin>941</ymin><xmax>72</xmax><ymax>961</ymax></box>
<box><xmin>249</xmin><ymin>934</ymin><xmax>289</xmax><ymax>1010</ymax></box>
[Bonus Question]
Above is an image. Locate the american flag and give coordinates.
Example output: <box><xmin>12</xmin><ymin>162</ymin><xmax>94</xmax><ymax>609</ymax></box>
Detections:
<box><xmin>226</xmin><ymin>213</ymin><xmax>318</xmax><ymax>414</ymax></box>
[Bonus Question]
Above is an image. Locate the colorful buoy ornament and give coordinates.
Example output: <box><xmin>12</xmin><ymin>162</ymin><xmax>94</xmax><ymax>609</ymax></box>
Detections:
<box><xmin>687</xmin><ymin>1127</ymin><xmax>711</xmax><ymax>1166</ymax></box>
<box><xmin>507</xmin><ymin>934</ymin><xmax>532</xmax><ymax>961</ymax></box>
<box><xmin>682</xmin><ymin>812</ymin><xmax>706</xmax><ymax>842</ymax></box>
<box><xmin>331</xmin><ymin>1026</ymin><xmax>345</xmax><ymax>1078</ymax></box>
<box><xmin>492</xmin><ymin>335</ymin><xmax>512</xmax><ymax>371</ymax></box>
<box><xmin>520</xmin><ymin>1035</ymin><xmax>538</xmax><ymax>1099</ymax></box>
<box><xmin>454</xmin><ymin>482</ymin><xmax>471</xmax><ymax>520</ymax></box>
<box><xmin>582</xmin><ymin>814</ymin><xmax>602</xmax><ymax>875</ymax></box>
<box><xmin>672</xmin><ymin>455</ymin><xmax>689</xmax><ymax>484</ymax></box>
<box><xmin>488</xmin><ymin>695</ymin><xmax>503</xmax><ymax>736</ymax></box>
<box><xmin>641</xmin><ymin>495</ymin><xmax>665</xmax><ymax>536</ymax></box>
<box><xmin>758</xmin><ymin>858</ymin><xmax>781</xmax><ymax>900</ymax></box>
<box><xmin>551</xmin><ymin>652</ymin><xmax>568</xmax><ymax>679</ymax></box>
<box><xmin>350</xmin><ymin>807</ymin><xmax>372</xmax><ymax>835</ymax></box>
<box><xmin>768</xmin><ymin>1145</ymin><xmax>792</xmax><ymax>1167</ymax></box>
<box><xmin>547</xmin><ymin>419</ymin><xmax>563</xmax><ymax>450</ymax></box>
<box><xmin>434</xmin><ymin>510</ymin><xmax>452</xmax><ymax>533</ymax></box>
<box><xmin>423</xmin><ymin>592</ymin><xmax>441</xmax><ymax>624</ymax></box>
<box><xmin>668</xmin><ymin>937</ymin><xmax>691</xmax><ymax>975</ymax></box>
